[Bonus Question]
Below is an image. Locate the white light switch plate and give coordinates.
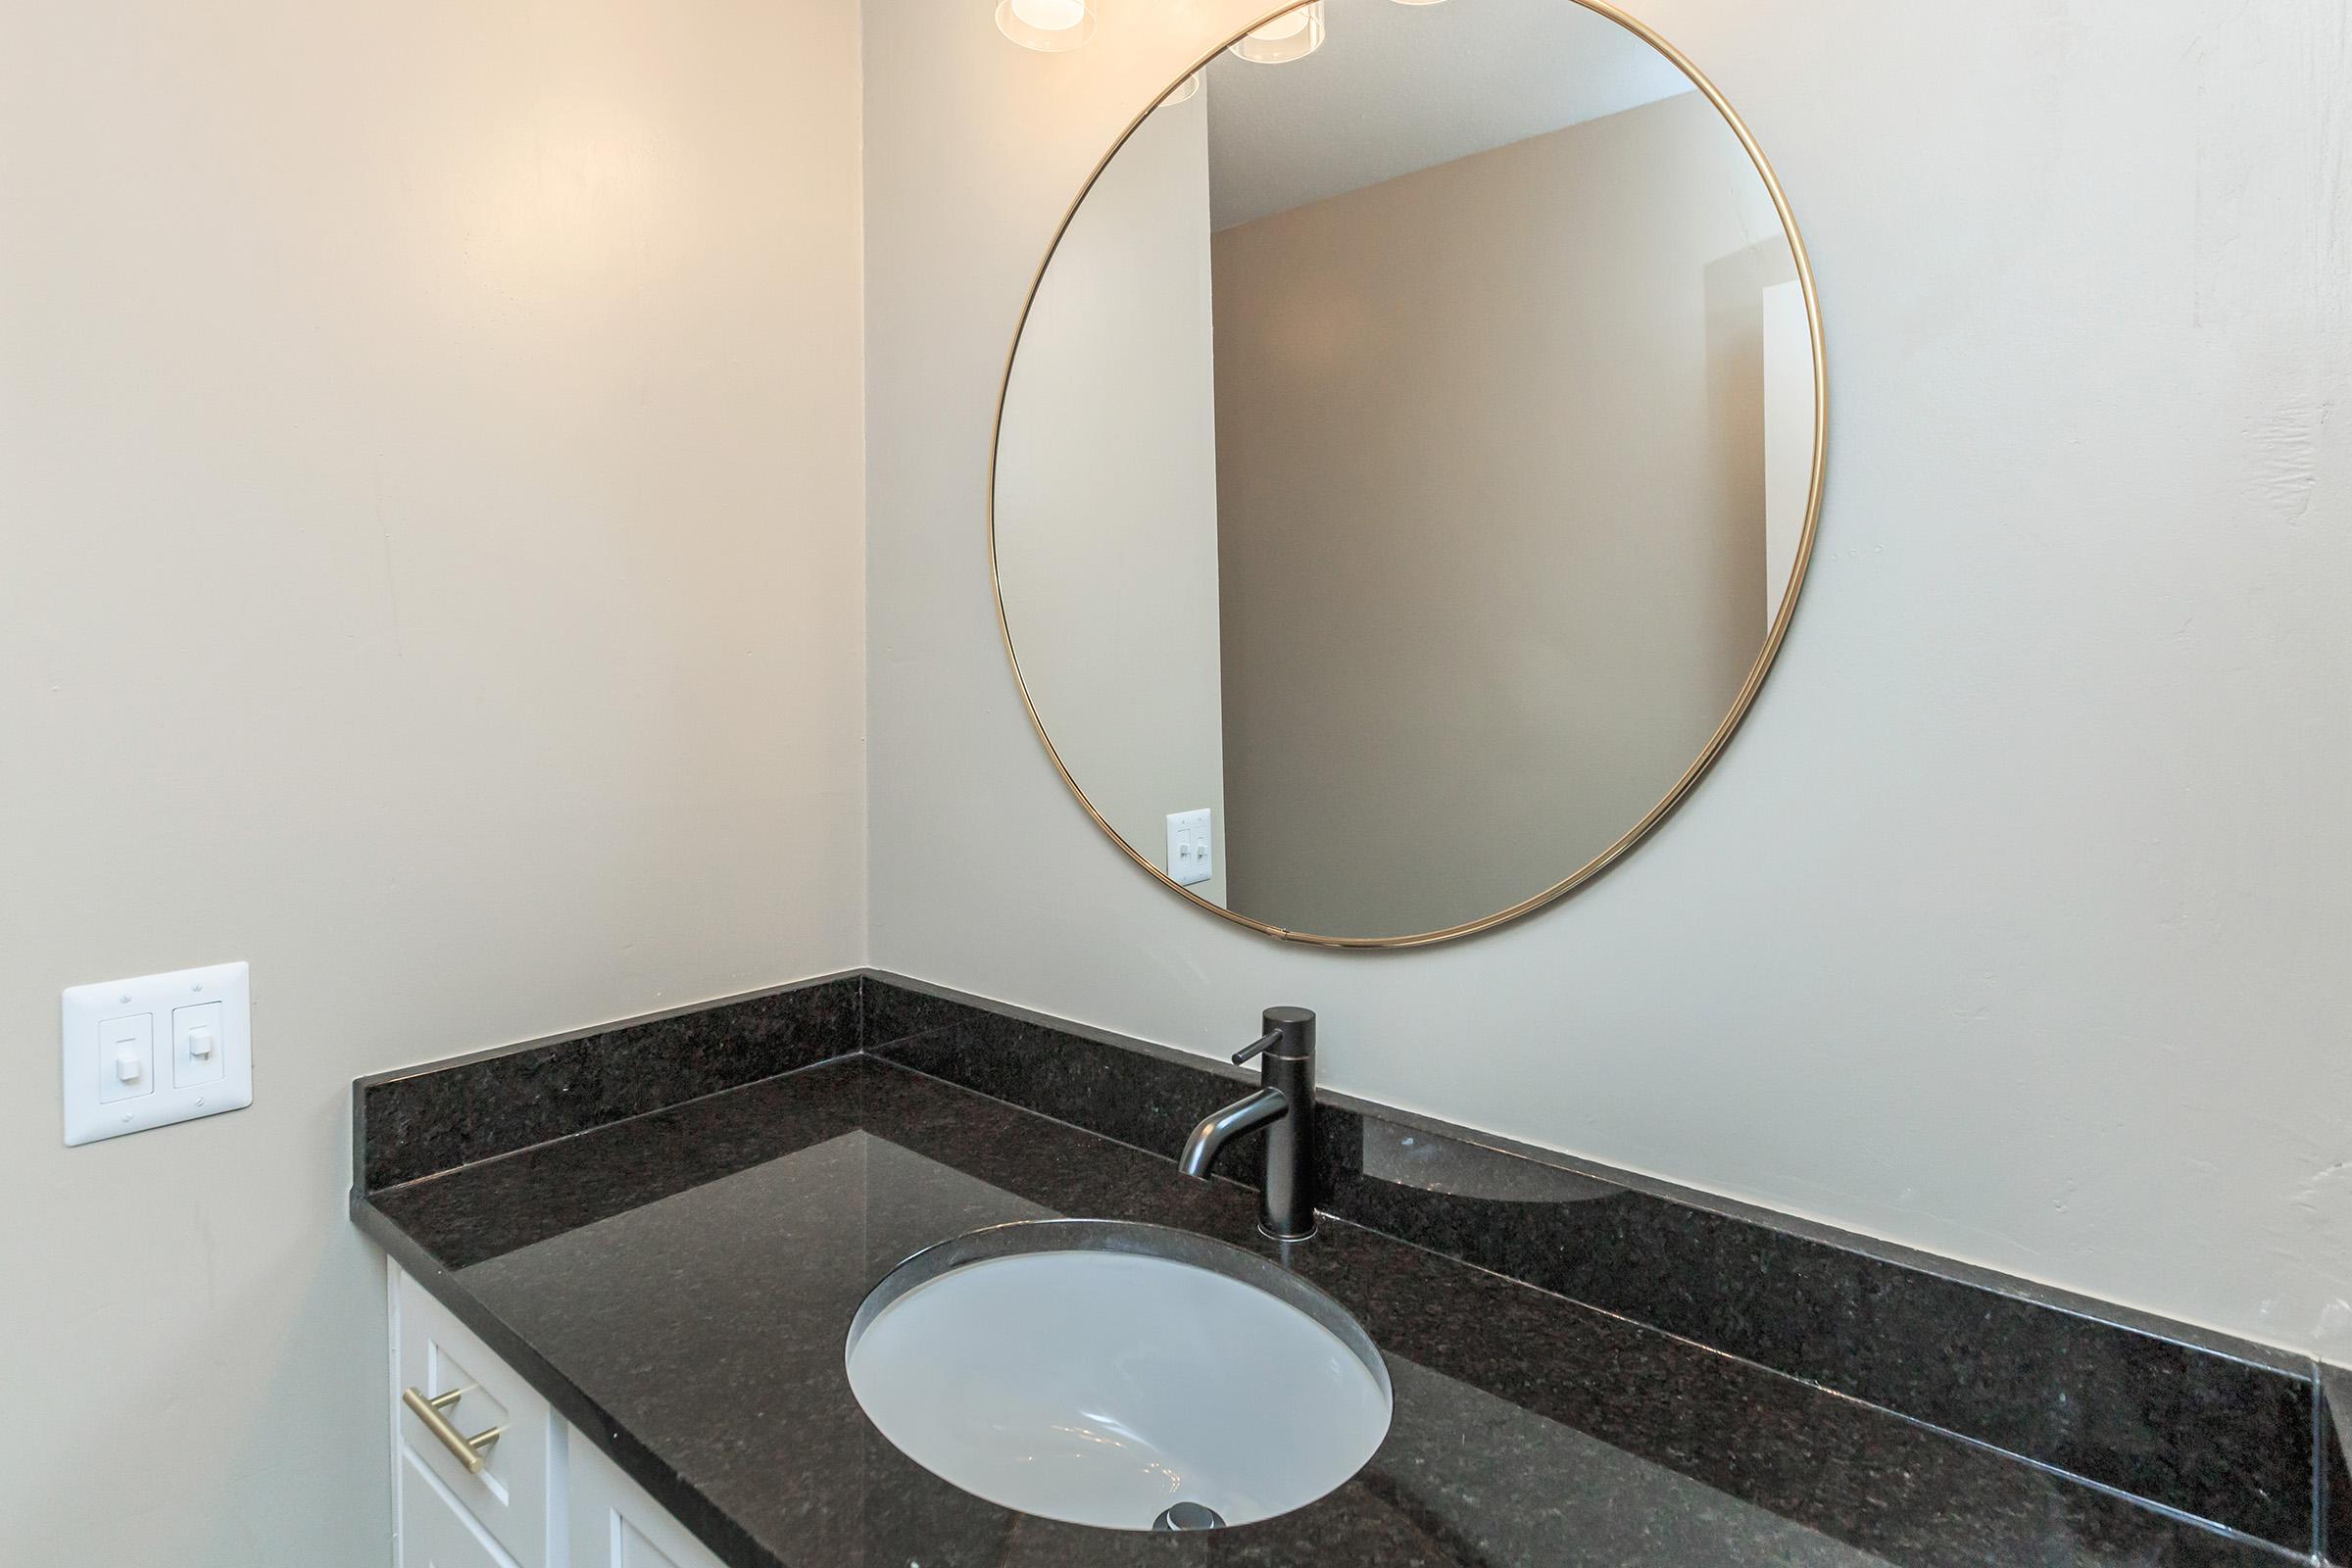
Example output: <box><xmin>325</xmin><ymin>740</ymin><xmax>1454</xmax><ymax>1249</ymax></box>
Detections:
<box><xmin>63</xmin><ymin>962</ymin><xmax>252</xmax><ymax>1146</ymax></box>
<box><xmin>1166</xmin><ymin>808</ymin><xmax>1213</xmax><ymax>887</ymax></box>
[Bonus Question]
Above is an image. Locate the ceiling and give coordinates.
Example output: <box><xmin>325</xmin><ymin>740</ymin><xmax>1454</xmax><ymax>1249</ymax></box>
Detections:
<box><xmin>1202</xmin><ymin>0</ymin><xmax>1696</xmax><ymax>231</ymax></box>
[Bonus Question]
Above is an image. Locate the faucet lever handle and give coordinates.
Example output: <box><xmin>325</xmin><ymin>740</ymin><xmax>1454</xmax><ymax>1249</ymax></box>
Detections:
<box><xmin>1232</xmin><ymin>1029</ymin><xmax>1283</xmax><ymax>1066</ymax></box>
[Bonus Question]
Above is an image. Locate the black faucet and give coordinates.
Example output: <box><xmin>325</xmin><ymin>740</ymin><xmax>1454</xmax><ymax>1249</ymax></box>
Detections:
<box><xmin>1178</xmin><ymin>1007</ymin><xmax>1317</xmax><ymax>1240</ymax></box>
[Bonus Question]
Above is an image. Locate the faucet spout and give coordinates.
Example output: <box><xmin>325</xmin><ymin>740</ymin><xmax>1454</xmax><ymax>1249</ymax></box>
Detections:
<box><xmin>1175</xmin><ymin>1006</ymin><xmax>1319</xmax><ymax>1240</ymax></box>
<box><xmin>1179</xmin><ymin>1087</ymin><xmax>1288</xmax><ymax>1179</ymax></box>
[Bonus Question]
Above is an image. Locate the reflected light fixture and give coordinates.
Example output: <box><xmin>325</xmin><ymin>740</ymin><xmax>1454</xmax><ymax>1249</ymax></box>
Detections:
<box><xmin>1159</xmin><ymin>71</ymin><xmax>1204</xmax><ymax>108</ymax></box>
<box><xmin>1228</xmin><ymin>2</ymin><xmax>1326</xmax><ymax>64</ymax></box>
<box><xmin>997</xmin><ymin>0</ymin><xmax>1096</xmax><ymax>51</ymax></box>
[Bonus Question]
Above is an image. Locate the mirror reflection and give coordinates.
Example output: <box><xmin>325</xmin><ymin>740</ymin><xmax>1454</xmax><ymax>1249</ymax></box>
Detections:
<box><xmin>994</xmin><ymin>0</ymin><xmax>1821</xmax><ymax>944</ymax></box>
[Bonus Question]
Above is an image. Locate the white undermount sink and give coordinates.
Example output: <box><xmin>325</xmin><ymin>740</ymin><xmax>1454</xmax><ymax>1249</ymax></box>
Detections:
<box><xmin>844</xmin><ymin>1219</ymin><xmax>1393</xmax><ymax>1532</ymax></box>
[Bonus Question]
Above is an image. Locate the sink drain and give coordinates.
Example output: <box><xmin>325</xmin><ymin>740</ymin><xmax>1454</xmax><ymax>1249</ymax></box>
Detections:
<box><xmin>1151</xmin><ymin>1501</ymin><xmax>1226</xmax><ymax>1532</ymax></box>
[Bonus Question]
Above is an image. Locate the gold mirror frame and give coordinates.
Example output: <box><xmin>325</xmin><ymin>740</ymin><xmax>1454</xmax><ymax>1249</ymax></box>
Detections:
<box><xmin>989</xmin><ymin>0</ymin><xmax>1827</xmax><ymax>950</ymax></box>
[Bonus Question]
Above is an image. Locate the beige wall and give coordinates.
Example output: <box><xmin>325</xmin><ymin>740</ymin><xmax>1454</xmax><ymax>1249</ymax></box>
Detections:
<box><xmin>995</xmin><ymin>91</ymin><xmax>1227</xmax><ymax>906</ymax></box>
<box><xmin>1210</xmin><ymin>93</ymin><xmax>1789</xmax><ymax>937</ymax></box>
<box><xmin>865</xmin><ymin>0</ymin><xmax>2352</xmax><ymax>1356</ymax></box>
<box><xmin>0</xmin><ymin>1</ymin><xmax>865</xmax><ymax>1561</ymax></box>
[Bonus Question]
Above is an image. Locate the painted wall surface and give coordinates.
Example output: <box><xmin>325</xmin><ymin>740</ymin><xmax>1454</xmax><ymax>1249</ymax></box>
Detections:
<box><xmin>1210</xmin><ymin>93</ymin><xmax>1788</xmax><ymax>937</ymax></box>
<box><xmin>865</xmin><ymin>0</ymin><xmax>2352</xmax><ymax>1354</ymax></box>
<box><xmin>994</xmin><ymin>91</ymin><xmax>1228</xmax><ymax>906</ymax></box>
<box><xmin>0</xmin><ymin>1</ymin><xmax>865</xmax><ymax>1561</ymax></box>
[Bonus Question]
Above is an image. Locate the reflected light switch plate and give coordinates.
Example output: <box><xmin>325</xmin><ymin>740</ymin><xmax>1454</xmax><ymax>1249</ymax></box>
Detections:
<box><xmin>63</xmin><ymin>962</ymin><xmax>251</xmax><ymax>1146</ymax></box>
<box><xmin>1166</xmin><ymin>808</ymin><xmax>1213</xmax><ymax>887</ymax></box>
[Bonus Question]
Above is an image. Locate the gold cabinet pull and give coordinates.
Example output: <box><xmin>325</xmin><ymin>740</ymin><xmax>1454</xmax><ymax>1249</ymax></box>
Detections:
<box><xmin>402</xmin><ymin>1386</ymin><xmax>505</xmax><ymax>1475</ymax></box>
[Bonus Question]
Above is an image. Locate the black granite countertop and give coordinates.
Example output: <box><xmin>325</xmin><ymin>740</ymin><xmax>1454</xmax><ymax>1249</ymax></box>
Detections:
<box><xmin>356</xmin><ymin>1052</ymin><xmax>2296</xmax><ymax>1568</ymax></box>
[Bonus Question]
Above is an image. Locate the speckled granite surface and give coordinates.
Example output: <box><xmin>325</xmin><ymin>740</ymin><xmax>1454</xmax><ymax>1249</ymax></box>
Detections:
<box><xmin>357</xmin><ymin>1041</ymin><xmax>2308</xmax><ymax>1567</ymax></box>
<box><xmin>2323</xmin><ymin>1366</ymin><xmax>2352</xmax><ymax>1565</ymax></box>
<box><xmin>357</xmin><ymin>975</ymin><xmax>862</xmax><ymax>1189</ymax></box>
<box><xmin>863</xmin><ymin>982</ymin><xmax>2318</xmax><ymax>1553</ymax></box>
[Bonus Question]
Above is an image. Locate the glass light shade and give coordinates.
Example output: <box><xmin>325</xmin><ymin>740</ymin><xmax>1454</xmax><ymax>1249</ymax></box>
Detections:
<box><xmin>1158</xmin><ymin>71</ymin><xmax>1204</xmax><ymax>108</ymax></box>
<box><xmin>1228</xmin><ymin>3</ymin><xmax>1326</xmax><ymax>64</ymax></box>
<box><xmin>996</xmin><ymin>0</ymin><xmax>1096</xmax><ymax>52</ymax></box>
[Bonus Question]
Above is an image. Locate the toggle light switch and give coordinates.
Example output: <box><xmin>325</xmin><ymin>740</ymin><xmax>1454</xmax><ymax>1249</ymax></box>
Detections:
<box><xmin>172</xmin><ymin>1001</ymin><xmax>225</xmax><ymax>1088</ymax></box>
<box><xmin>96</xmin><ymin>1014</ymin><xmax>155</xmax><ymax>1104</ymax></box>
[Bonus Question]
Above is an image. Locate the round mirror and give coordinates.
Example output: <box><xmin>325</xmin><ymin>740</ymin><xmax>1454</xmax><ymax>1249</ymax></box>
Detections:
<box><xmin>992</xmin><ymin>0</ymin><xmax>1824</xmax><ymax>947</ymax></box>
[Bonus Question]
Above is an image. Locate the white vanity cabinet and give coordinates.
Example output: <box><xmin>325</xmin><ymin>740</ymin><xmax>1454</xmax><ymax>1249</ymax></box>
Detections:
<box><xmin>395</xmin><ymin>1267</ymin><xmax>560</xmax><ymax>1567</ymax></box>
<box><xmin>568</xmin><ymin>1430</ymin><xmax>728</xmax><ymax>1568</ymax></box>
<box><xmin>401</xmin><ymin>1448</ymin><xmax>518</xmax><ymax>1568</ymax></box>
<box><xmin>389</xmin><ymin>1261</ymin><xmax>724</xmax><ymax>1568</ymax></box>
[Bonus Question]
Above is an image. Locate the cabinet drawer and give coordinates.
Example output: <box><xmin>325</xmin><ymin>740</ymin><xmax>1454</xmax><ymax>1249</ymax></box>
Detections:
<box><xmin>401</xmin><ymin>1447</ymin><xmax>520</xmax><ymax>1568</ymax></box>
<box><xmin>396</xmin><ymin>1267</ymin><xmax>558</xmax><ymax>1568</ymax></box>
<box><xmin>568</xmin><ymin>1428</ymin><xmax>728</xmax><ymax>1568</ymax></box>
